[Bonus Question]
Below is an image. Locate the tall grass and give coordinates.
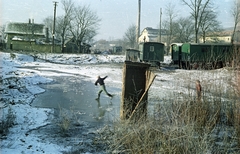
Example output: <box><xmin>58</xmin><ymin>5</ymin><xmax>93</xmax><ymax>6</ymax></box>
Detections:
<box><xmin>233</xmin><ymin>46</ymin><xmax>240</xmax><ymax>148</ymax></box>
<box><xmin>99</xmin><ymin>97</ymin><xmax>227</xmax><ymax>153</ymax></box>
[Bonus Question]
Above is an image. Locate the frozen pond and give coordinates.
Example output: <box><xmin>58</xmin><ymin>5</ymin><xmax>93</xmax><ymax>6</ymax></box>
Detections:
<box><xmin>32</xmin><ymin>76</ymin><xmax>121</xmax><ymax>125</ymax></box>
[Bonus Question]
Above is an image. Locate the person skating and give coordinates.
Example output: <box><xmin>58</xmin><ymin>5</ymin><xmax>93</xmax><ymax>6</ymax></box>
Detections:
<box><xmin>95</xmin><ymin>76</ymin><xmax>113</xmax><ymax>100</ymax></box>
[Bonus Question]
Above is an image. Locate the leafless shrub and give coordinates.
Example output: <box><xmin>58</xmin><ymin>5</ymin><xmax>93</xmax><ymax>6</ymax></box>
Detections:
<box><xmin>57</xmin><ymin>105</ymin><xmax>83</xmax><ymax>136</ymax></box>
<box><xmin>10</xmin><ymin>52</ymin><xmax>16</xmax><ymax>60</ymax></box>
<box><xmin>0</xmin><ymin>106</ymin><xmax>16</xmax><ymax>136</ymax></box>
<box><xmin>58</xmin><ymin>107</ymin><xmax>71</xmax><ymax>134</ymax></box>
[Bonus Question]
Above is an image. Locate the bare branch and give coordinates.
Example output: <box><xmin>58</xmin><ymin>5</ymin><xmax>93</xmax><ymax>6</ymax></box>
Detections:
<box><xmin>181</xmin><ymin>0</ymin><xmax>213</xmax><ymax>43</ymax></box>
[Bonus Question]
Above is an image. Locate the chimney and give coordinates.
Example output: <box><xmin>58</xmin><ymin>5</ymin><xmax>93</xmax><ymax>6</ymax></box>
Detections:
<box><xmin>29</xmin><ymin>19</ymin><xmax>31</xmax><ymax>24</ymax></box>
<box><xmin>32</xmin><ymin>19</ymin><xmax>34</xmax><ymax>24</ymax></box>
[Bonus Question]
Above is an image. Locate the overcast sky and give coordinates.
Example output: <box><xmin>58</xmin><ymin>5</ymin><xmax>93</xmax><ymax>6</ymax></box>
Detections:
<box><xmin>1</xmin><ymin>0</ymin><xmax>234</xmax><ymax>40</ymax></box>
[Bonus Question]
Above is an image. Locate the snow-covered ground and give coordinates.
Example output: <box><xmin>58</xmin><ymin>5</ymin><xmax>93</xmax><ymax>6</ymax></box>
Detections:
<box><xmin>0</xmin><ymin>51</ymin><xmax>238</xmax><ymax>153</ymax></box>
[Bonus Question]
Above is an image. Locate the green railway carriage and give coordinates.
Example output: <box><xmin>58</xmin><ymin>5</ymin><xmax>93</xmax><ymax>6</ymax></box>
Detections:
<box><xmin>171</xmin><ymin>43</ymin><xmax>183</xmax><ymax>65</ymax></box>
<box><xmin>180</xmin><ymin>43</ymin><xmax>232</xmax><ymax>69</ymax></box>
<box><xmin>138</xmin><ymin>42</ymin><xmax>165</xmax><ymax>67</ymax></box>
<box><xmin>181</xmin><ymin>43</ymin><xmax>212</xmax><ymax>62</ymax></box>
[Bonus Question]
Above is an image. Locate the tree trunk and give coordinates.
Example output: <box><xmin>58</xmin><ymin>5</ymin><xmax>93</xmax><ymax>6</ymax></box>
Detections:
<box><xmin>61</xmin><ymin>37</ymin><xmax>65</xmax><ymax>53</ymax></box>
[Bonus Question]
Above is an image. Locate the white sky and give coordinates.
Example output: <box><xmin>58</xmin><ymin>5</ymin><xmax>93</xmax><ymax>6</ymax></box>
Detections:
<box><xmin>1</xmin><ymin>0</ymin><xmax>234</xmax><ymax>40</ymax></box>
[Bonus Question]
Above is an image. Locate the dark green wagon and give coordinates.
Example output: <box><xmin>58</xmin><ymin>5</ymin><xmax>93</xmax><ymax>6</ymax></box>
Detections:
<box><xmin>180</xmin><ymin>43</ymin><xmax>232</xmax><ymax>69</ymax></box>
<box><xmin>138</xmin><ymin>42</ymin><xmax>165</xmax><ymax>67</ymax></box>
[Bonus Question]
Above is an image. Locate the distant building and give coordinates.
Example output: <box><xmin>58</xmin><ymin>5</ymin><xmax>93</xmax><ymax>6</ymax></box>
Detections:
<box><xmin>64</xmin><ymin>37</ymin><xmax>91</xmax><ymax>53</ymax></box>
<box><xmin>138</xmin><ymin>27</ymin><xmax>167</xmax><ymax>43</ymax></box>
<box><xmin>112</xmin><ymin>46</ymin><xmax>122</xmax><ymax>53</ymax></box>
<box><xmin>4</xmin><ymin>19</ymin><xmax>61</xmax><ymax>52</ymax></box>
<box><xmin>139</xmin><ymin>27</ymin><xmax>159</xmax><ymax>43</ymax></box>
<box><xmin>5</xmin><ymin>19</ymin><xmax>45</xmax><ymax>49</ymax></box>
<box><xmin>200</xmin><ymin>27</ymin><xmax>240</xmax><ymax>43</ymax></box>
<box><xmin>91</xmin><ymin>40</ymin><xmax>123</xmax><ymax>53</ymax></box>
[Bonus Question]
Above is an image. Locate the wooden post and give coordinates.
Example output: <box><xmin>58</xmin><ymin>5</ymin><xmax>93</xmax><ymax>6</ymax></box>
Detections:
<box><xmin>120</xmin><ymin>61</ymin><xmax>156</xmax><ymax>121</ymax></box>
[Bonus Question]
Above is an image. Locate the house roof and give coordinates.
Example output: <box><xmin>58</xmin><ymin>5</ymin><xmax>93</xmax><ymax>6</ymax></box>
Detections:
<box><xmin>143</xmin><ymin>27</ymin><xmax>159</xmax><ymax>34</ymax></box>
<box><xmin>141</xmin><ymin>27</ymin><xmax>167</xmax><ymax>36</ymax></box>
<box><xmin>5</xmin><ymin>22</ymin><xmax>45</xmax><ymax>36</ymax></box>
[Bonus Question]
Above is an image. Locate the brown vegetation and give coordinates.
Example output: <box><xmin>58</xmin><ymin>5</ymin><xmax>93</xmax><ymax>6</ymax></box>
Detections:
<box><xmin>96</xmin><ymin>96</ymin><xmax>240</xmax><ymax>153</ymax></box>
<box><xmin>233</xmin><ymin>58</ymin><xmax>240</xmax><ymax>148</ymax></box>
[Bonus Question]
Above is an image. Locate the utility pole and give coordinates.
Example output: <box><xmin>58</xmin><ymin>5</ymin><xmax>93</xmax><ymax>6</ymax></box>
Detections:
<box><xmin>52</xmin><ymin>1</ymin><xmax>58</xmax><ymax>53</ymax></box>
<box><xmin>159</xmin><ymin>8</ymin><xmax>162</xmax><ymax>43</ymax></box>
<box><xmin>136</xmin><ymin>0</ymin><xmax>141</xmax><ymax>47</ymax></box>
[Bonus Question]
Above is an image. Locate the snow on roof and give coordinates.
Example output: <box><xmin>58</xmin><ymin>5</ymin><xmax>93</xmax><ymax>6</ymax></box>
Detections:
<box><xmin>141</xmin><ymin>27</ymin><xmax>167</xmax><ymax>36</ymax></box>
<box><xmin>5</xmin><ymin>22</ymin><xmax>45</xmax><ymax>36</ymax></box>
<box><xmin>171</xmin><ymin>43</ymin><xmax>183</xmax><ymax>46</ymax></box>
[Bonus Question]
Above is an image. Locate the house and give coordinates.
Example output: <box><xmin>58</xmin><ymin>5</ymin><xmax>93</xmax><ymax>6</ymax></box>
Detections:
<box><xmin>63</xmin><ymin>37</ymin><xmax>78</xmax><ymax>53</ymax></box>
<box><xmin>138</xmin><ymin>27</ymin><xmax>168</xmax><ymax>44</ymax></box>
<box><xmin>138</xmin><ymin>27</ymin><xmax>159</xmax><ymax>43</ymax></box>
<box><xmin>200</xmin><ymin>31</ymin><xmax>232</xmax><ymax>43</ymax></box>
<box><xmin>64</xmin><ymin>37</ymin><xmax>91</xmax><ymax>53</ymax></box>
<box><xmin>5</xmin><ymin>20</ymin><xmax>45</xmax><ymax>49</ymax></box>
<box><xmin>4</xmin><ymin>19</ymin><xmax>61</xmax><ymax>52</ymax></box>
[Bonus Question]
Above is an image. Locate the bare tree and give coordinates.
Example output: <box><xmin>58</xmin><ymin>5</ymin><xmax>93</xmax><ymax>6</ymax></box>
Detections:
<box><xmin>199</xmin><ymin>7</ymin><xmax>222</xmax><ymax>43</ymax></box>
<box><xmin>0</xmin><ymin>25</ymin><xmax>5</xmax><ymax>40</ymax></box>
<box><xmin>70</xmin><ymin>5</ymin><xmax>101</xmax><ymax>53</ymax></box>
<box><xmin>123</xmin><ymin>24</ymin><xmax>137</xmax><ymax>48</ymax></box>
<box><xmin>57</xmin><ymin>0</ymin><xmax>74</xmax><ymax>52</ymax></box>
<box><xmin>0</xmin><ymin>25</ymin><xmax>5</xmax><ymax>49</ymax></box>
<box><xmin>0</xmin><ymin>25</ymin><xmax>5</xmax><ymax>35</ymax></box>
<box><xmin>43</xmin><ymin>16</ymin><xmax>53</xmax><ymax>39</ymax></box>
<box><xmin>173</xmin><ymin>17</ymin><xmax>194</xmax><ymax>43</ymax></box>
<box><xmin>231</xmin><ymin>0</ymin><xmax>240</xmax><ymax>44</ymax></box>
<box><xmin>181</xmin><ymin>0</ymin><xmax>212</xmax><ymax>43</ymax></box>
<box><xmin>82</xmin><ymin>29</ymin><xmax>98</xmax><ymax>44</ymax></box>
<box><xmin>164</xmin><ymin>2</ymin><xmax>178</xmax><ymax>52</ymax></box>
<box><xmin>43</xmin><ymin>16</ymin><xmax>63</xmax><ymax>42</ymax></box>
